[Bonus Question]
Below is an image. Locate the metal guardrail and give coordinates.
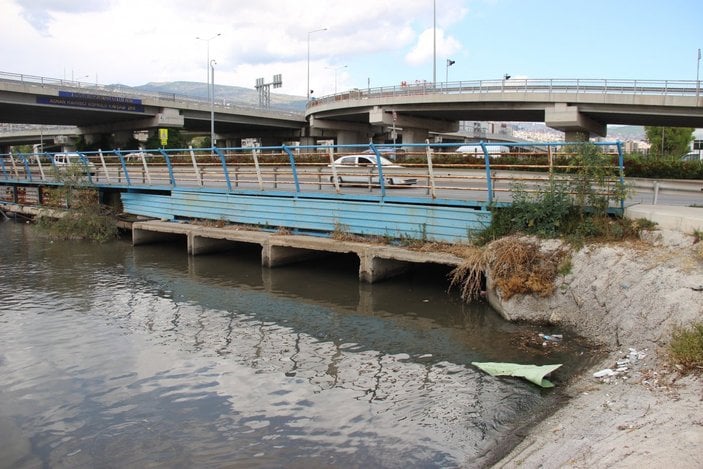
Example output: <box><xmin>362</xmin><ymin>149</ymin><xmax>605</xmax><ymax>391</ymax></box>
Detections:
<box><xmin>309</xmin><ymin>78</ymin><xmax>703</xmax><ymax>108</ymax></box>
<box><xmin>1</xmin><ymin>141</ymin><xmax>632</xmax><ymax>207</ymax></box>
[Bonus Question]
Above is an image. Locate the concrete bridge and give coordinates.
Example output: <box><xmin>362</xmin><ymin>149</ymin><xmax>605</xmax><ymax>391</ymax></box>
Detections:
<box><xmin>306</xmin><ymin>78</ymin><xmax>703</xmax><ymax>144</ymax></box>
<box><xmin>2</xmin><ymin>71</ymin><xmax>702</xmax><ymax>149</ymax></box>
<box><xmin>0</xmin><ymin>71</ymin><xmax>306</xmax><ymax>148</ymax></box>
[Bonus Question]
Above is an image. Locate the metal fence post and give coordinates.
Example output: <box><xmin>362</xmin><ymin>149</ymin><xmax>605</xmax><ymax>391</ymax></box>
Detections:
<box><xmin>115</xmin><ymin>150</ymin><xmax>131</xmax><ymax>186</ymax></box>
<box><xmin>282</xmin><ymin>145</ymin><xmax>301</xmax><ymax>193</ymax></box>
<box><xmin>616</xmin><ymin>141</ymin><xmax>625</xmax><ymax>212</ymax></box>
<box><xmin>158</xmin><ymin>149</ymin><xmax>176</xmax><ymax>186</ymax></box>
<box><xmin>480</xmin><ymin>141</ymin><xmax>494</xmax><ymax>203</ymax></box>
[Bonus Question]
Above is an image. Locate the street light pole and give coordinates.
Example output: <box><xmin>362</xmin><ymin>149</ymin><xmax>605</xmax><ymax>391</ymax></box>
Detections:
<box><xmin>697</xmin><ymin>48</ymin><xmax>701</xmax><ymax>104</ymax></box>
<box><xmin>307</xmin><ymin>28</ymin><xmax>327</xmax><ymax>102</ymax></box>
<box><xmin>326</xmin><ymin>65</ymin><xmax>347</xmax><ymax>94</ymax></box>
<box><xmin>196</xmin><ymin>33</ymin><xmax>221</xmax><ymax>123</ymax></box>
<box><xmin>210</xmin><ymin>60</ymin><xmax>216</xmax><ymax>148</ymax></box>
<box><xmin>433</xmin><ymin>0</ymin><xmax>436</xmax><ymax>85</ymax></box>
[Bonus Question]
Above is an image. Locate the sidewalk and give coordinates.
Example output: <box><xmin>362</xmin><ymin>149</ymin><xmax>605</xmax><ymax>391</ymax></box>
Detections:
<box><xmin>624</xmin><ymin>204</ymin><xmax>703</xmax><ymax>234</ymax></box>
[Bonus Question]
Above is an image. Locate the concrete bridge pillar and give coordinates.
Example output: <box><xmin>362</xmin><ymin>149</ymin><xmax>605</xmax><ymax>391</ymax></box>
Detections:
<box><xmin>400</xmin><ymin>128</ymin><xmax>429</xmax><ymax>148</ymax></box>
<box><xmin>545</xmin><ymin>103</ymin><xmax>606</xmax><ymax>141</ymax></box>
<box><xmin>358</xmin><ymin>252</ymin><xmax>410</xmax><ymax>283</ymax></box>
<box><xmin>336</xmin><ymin>130</ymin><xmax>364</xmax><ymax>147</ymax></box>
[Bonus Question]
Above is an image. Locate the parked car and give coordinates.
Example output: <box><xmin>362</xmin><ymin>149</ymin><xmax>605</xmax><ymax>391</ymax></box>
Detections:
<box><xmin>681</xmin><ymin>151</ymin><xmax>702</xmax><ymax>162</ymax></box>
<box><xmin>51</xmin><ymin>152</ymin><xmax>96</xmax><ymax>176</ymax></box>
<box><xmin>328</xmin><ymin>154</ymin><xmax>417</xmax><ymax>186</ymax></box>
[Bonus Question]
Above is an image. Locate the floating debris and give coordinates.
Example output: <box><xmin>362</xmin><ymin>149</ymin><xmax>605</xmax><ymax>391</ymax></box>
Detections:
<box><xmin>472</xmin><ymin>362</ymin><xmax>562</xmax><ymax>388</ymax></box>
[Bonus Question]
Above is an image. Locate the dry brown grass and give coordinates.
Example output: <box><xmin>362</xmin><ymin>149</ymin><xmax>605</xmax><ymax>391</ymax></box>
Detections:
<box><xmin>191</xmin><ymin>218</ymin><xmax>227</xmax><ymax>228</ymax></box>
<box><xmin>414</xmin><ymin>241</ymin><xmax>481</xmax><ymax>259</ymax></box>
<box><xmin>330</xmin><ymin>222</ymin><xmax>368</xmax><ymax>242</ymax></box>
<box><xmin>448</xmin><ymin>248</ymin><xmax>488</xmax><ymax>301</ymax></box>
<box><xmin>450</xmin><ymin>236</ymin><xmax>569</xmax><ymax>302</ymax></box>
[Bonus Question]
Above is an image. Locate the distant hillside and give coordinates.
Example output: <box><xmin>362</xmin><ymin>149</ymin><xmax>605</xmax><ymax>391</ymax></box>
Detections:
<box><xmin>119</xmin><ymin>81</ymin><xmax>307</xmax><ymax>113</ymax></box>
<box><xmin>607</xmin><ymin>125</ymin><xmax>645</xmax><ymax>140</ymax></box>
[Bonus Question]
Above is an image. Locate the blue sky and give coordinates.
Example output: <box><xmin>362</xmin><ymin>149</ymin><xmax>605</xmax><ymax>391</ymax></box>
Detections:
<box><xmin>2</xmin><ymin>0</ymin><xmax>701</xmax><ymax>96</ymax></box>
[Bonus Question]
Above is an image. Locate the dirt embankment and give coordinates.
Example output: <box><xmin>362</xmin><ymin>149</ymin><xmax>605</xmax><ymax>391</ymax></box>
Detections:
<box><xmin>490</xmin><ymin>230</ymin><xmax>703</xmax><ymax>468</ymax></box>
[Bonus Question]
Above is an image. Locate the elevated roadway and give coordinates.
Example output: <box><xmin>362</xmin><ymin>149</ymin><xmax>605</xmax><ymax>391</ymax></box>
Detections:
<box><xmin>0</xmin><ymin>71</ymin><xmax>306</xmax><ymax>147</ymax></box>
<box><xmin>307</xmin><ymin>78</ymin><xmax>703</xmax><ymax>143</ymax></box>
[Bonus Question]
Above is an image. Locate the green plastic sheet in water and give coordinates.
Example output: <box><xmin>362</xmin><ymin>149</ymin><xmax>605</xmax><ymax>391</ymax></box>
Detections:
<box><xmin>471</xmin><ymin>362</ymin><xmax>562</xmax><ymax>388</ymax></box>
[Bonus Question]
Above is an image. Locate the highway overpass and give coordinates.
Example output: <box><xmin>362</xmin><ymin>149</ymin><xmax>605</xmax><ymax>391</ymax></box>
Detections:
<box><xmin>0</xmin><ymin>72</ymin><xmax>306</xmax><ymax>148</ymax></box>
<box><xmin>306</xmin><ymin>78</ymin><xmax>703</xmax><ymax>144</ymax></box>
<box><xmin>2</xmin><ymin>72</ymin><xmax>702</xmax><ymax>149</ymax></box>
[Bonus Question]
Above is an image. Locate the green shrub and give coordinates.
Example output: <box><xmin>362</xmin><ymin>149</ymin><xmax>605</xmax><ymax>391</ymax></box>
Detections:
<box><xmin>473</xmin><ymin>144</ymin><xmax>645</xmax><ymax>245</ymax></box>
<box><xmin>37</xmin><ymin>166</ymin><xmax>118</xmax><ymax>243</ymax></box>
<box><xmin>668</xmin><ymin>322</ymin><xmax>703</xmax><ymax>373</ymax></box>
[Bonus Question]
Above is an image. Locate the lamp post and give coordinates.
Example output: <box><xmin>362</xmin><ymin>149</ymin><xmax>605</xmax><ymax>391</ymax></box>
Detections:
<box><xmin>196</xmin><ymin>33</ymin><xmax>221</xmax><ymax>118</ymax></box>
<box><xmin>326</xmin><ymin>65</ymin><xmax>347</xmax><ymax>94</ymax></box>
<box><xmin>697</xmin><ymin>48</ymin><xmax>701</xmax><ymax>104</ymax></box>
<box><xmin>210</xmin><ymin>60</ymin><xmax>216</xmax><ymax>148</ymax></box>
<box><xmin>307</xmin><ymin>28</ymin><xmax>327</xmax><ymax>102</ymax></box>
<box><xmin>433</xmin><ymin>0</ymin><xmax>437</xmax><ymax>84</ymax></box>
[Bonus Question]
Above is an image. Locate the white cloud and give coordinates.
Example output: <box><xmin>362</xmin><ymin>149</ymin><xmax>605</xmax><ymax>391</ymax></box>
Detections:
<box><xmin>2</xmin><ymin>0</ymin><xmax>470</xmax><ymax>94</ymax></box>
<box><xmin>405</xmin><ymin>28</ymin><xmax>463</xmax><ymax>67</ymax></box>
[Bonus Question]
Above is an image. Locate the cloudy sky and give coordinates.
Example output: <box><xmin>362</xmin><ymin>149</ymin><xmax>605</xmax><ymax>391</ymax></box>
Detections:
<box><xmin>2</xmin><ymin>0</ymin><xmax>701</xmax><ymax>97</ymax></box>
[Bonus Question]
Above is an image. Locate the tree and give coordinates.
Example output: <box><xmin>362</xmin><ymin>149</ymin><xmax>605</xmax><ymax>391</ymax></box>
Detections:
<box><xmin>144</xmin><ymin>128</ymin><xmax>190</xmax><ymax>150</ymax></box>
<box><xmin>645</xmin><ymin>126</ymin><xmax>694</xmax><ymax>159</ymax></box>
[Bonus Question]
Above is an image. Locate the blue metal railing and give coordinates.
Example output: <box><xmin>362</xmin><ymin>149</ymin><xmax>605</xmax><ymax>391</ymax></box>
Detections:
<box><xmin>1</xmin><ymin>141</ymin><xmax>627</xmax><ymax>209</ymax></box>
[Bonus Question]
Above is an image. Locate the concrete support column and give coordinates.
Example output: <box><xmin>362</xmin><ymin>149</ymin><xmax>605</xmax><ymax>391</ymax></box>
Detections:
<box><xmin>112</xmin><ymin>130</ymin><xmax>135</xmax><ymax>148</ymax></box>
<box><xmin>400</xmin><ymin>128</ymin><xmax>429</xmax><ymax>149</ymax></box>
<box><xmin>190</xmin><ymin>236</ymin><xmax>234</xmax><ymax>255</ymax></box>
<box><xmin>299</xmin><ymin>136</ymin><xmax>316</xmax><ymax>147</ymax></box>
<box><xmin>336</xmin><ymin>130</ymin><xmax>364</xmax><ymax>148</ymax></box>
<box><xmin>262</xmin><ymin>244</ymin><xmax>327</xmax><ymax>268</ymax></box>
<box><xmin>358</xmin><ymin>253</ymin><xmax>410</xmax><ymax>283</ymax></box>
<box><xmin>545</xmin><ymin>103</ymin><xmax>606</xmax><ymax>140</ymax></box>
<box><xmin>132</xmin><ymin>228</ymin><xmax>184</xmax><ymax>246</ymax></box>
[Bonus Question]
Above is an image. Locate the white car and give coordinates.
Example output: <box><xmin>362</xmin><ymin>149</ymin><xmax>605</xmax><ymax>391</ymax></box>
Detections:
<box><xmin>328</xmin><ymin>154</ymin><xmax>417</xmax><ymax>186</ymax></box>
<box><xmin>52</xmin><ymin>152</ymin><xmax>97</xmax><ymax>176</ymax></box>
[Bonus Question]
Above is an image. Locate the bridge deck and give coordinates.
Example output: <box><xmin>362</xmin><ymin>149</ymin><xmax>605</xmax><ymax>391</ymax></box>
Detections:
<box><xmin>0</xmin><ymin>142</ymin><xmax>631</xmax><ymax>242</ymax></box>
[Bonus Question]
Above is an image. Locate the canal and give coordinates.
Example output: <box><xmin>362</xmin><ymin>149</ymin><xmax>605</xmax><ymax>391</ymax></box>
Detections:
<box><xmin>0</xmin><ymin>220</ymin><xmax>596</xmax><ymax>468</ymax></box>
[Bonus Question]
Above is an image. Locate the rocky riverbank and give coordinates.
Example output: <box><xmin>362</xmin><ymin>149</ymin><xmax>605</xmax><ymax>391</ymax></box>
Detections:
<box><xmin>491</xmin><ymin>230</ymin><xmax>703</xmax><ymax>468</ymax></box>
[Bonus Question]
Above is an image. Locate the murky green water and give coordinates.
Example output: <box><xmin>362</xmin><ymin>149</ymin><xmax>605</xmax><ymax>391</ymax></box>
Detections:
<box><xmin>0</xmin><ymin>221</ymin><xmax>593</xmax><ymax>468</ymax></box>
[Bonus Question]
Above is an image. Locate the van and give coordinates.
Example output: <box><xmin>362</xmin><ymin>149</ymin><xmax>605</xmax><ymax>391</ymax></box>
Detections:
<box><xmin>52</xmin><ymin>152</ymin><xmax>97</xmax><ymax>176</ymax></box>
<box><xmin>456</xmin><ymin>145</ymin><xmax>510</xmax><ymax>157</ymax></box>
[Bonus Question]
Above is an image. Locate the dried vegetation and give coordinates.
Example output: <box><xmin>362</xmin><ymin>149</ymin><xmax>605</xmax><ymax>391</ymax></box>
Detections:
<box><xmin>450</xmin><ymin>236</ymin><xmax>569</xmax><ymax>302</ymax></box>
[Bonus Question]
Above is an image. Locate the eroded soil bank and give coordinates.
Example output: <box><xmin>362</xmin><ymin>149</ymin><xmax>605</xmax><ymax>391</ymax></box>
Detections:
<box><xmin>490</xmin><ymin>230</ymin><xmax>703</xmax><ymax>468</ymax></box>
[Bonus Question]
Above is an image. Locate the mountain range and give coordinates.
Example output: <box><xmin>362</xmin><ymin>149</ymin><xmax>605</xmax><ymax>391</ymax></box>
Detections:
<box><xmin>124</xmin><ymin>81</ymin><xmax>307</xmax><ymax>113</ymax></box>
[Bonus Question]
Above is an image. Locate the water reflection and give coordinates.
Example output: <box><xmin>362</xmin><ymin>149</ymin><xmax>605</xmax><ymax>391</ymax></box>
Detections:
<box><xmin>0</xmin><ymin>222</ymin><xmax>594</xmax><ymax>468</ymax></box>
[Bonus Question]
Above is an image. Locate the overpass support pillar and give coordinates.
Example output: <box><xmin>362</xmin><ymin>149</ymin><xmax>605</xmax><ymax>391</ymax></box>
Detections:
<box><xmin>545</xmin><ymin>103</ymin><xmax>606</xmax><ymax>141</ymax></box>
<box><xmin>336</xmin><ymin>130</ymin><xmax>364</xmax><ymax>148</ymax></box>
<box><xmin>400</xmin><ymin>128</ymin><xmax>429</xmax><ymax>148</ymax></box>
